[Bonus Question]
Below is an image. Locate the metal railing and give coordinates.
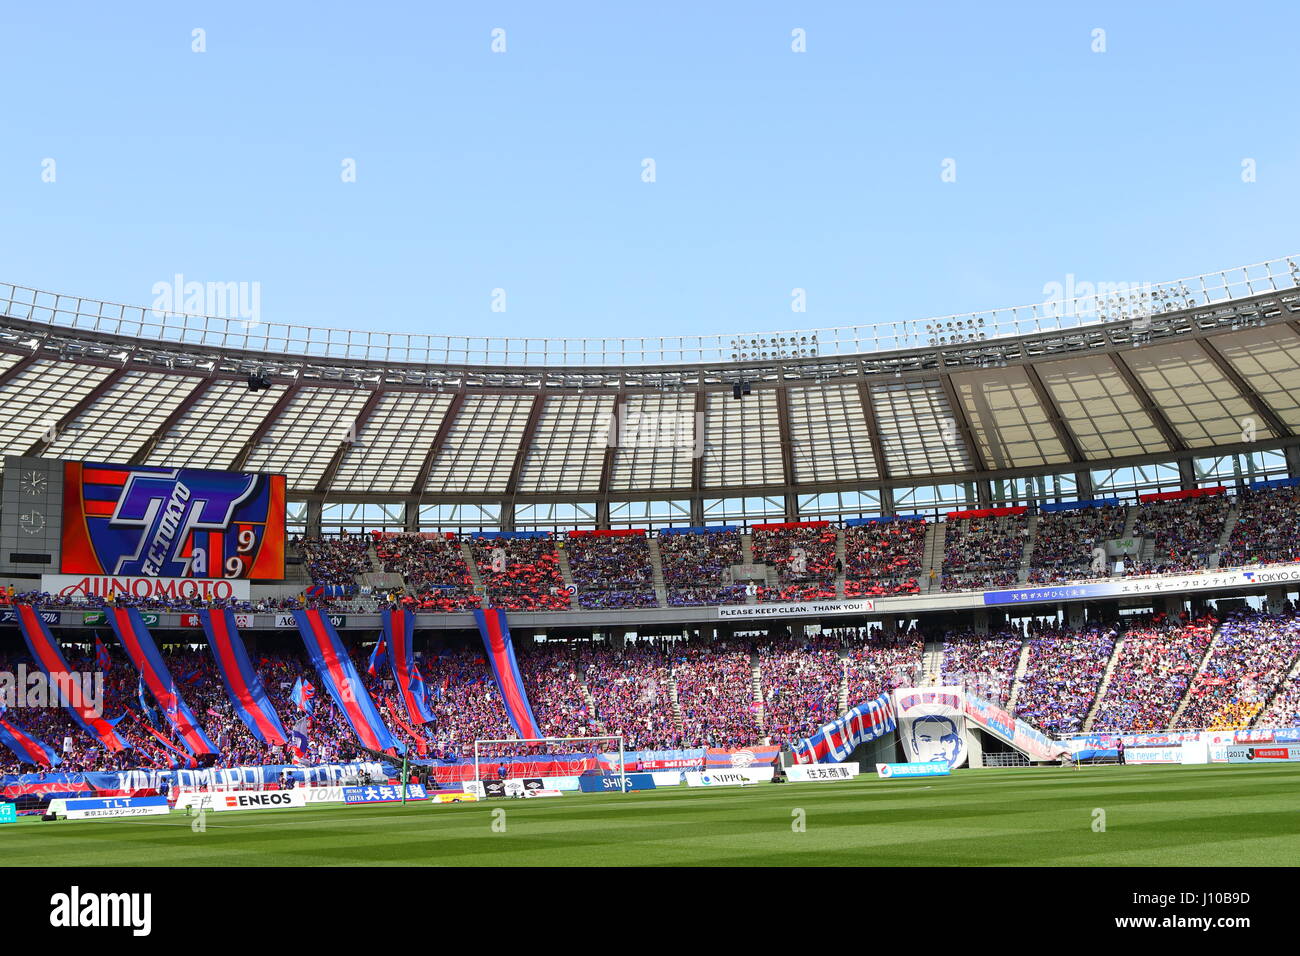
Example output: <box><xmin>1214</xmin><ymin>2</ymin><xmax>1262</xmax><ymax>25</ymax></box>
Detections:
<box><xmin>2</xmin><ymin>255</ymin><xmax>1297</xmax><ymax>368</ymax></box>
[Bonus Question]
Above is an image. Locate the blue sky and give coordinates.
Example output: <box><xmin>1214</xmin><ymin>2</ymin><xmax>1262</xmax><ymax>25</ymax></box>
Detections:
<box><xmin>3</xmin><ymin>1</ymin><xmax>1297</xmax><ymax>342</ymax></box>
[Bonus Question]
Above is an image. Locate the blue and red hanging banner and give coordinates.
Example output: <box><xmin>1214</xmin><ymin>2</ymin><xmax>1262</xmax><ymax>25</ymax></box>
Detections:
<box><xmin>107</xmin><ymin>606</ymin><xmax>218</xmax><ymax>759</ymax></box>
<box><xmin>382</xmin><ymin>608</ymin><xmax>434</xmax><ymax>725</ymax></box>
<box><xmin>16</xmin><ymin>604</ymin><xmax>129</xmax><ymax>752</ymax></box>
<box><xmin>0</xmin><ymin>704</ymin><xmax>61</xmax><ymax>769</ymax></box>
<box><xmin>293</xmin><ymin>609</ymin><xmax>402</xmax><ymax>754</ymax></box>
<box><xmin>791</xmin><ymin>694</ymin><xmax>896</xmax><ymax>764</ymax></box>
<box><xmin>472</xmin><ymin>608</ymin><xmax>543</xmax><ymax>740</ymax></box>
<box><xmin>199</xmin><ymin>608</ymin><xmax>287</xmax><ymax>747</ymax></box>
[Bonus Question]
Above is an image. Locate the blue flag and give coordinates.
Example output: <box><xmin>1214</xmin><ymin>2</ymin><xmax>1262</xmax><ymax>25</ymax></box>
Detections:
<box><xmin>137</xmin><ymin>676</ymin><xmax>160</xmax><ymax>726</ymax></box>
<box><xmin>367</xmin><ymin>639</ymin><xmax>389</xmax><ymax>677</ymax></box>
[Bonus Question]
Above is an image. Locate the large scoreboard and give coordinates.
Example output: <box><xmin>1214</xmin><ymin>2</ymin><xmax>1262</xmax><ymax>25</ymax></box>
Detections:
<box><xmin>0</xmin><ymin>456</ymin><xmax>286</xmax><ymax>582</ymax></box>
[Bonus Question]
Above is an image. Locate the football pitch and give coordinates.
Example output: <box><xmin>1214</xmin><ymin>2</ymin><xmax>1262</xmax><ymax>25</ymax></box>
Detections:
<box><xmin>5</xmin><ymin>763</ymin><xmax>1299</xmax><ymax>867</ymax></box>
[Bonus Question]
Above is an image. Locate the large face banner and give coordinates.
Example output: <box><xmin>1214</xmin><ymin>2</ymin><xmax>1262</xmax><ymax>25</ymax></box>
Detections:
<box><xmin>894</xmin><ymin>687</ymin><xmax>968</xmax><ymax>770</ymax></box>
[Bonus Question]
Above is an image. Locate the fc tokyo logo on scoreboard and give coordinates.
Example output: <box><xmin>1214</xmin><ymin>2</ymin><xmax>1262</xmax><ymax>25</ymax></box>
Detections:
<box><xmin>60</xmin><ymin>462</ymin><xmax>286</xmax><ymax>580</ymax></box>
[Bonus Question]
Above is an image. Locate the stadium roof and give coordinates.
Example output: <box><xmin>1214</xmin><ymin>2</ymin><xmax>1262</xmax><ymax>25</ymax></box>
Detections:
<box><xmin>1</xmin><ymin>256</ymin><xmax>1299</xmax><ymax>506</ymax></box>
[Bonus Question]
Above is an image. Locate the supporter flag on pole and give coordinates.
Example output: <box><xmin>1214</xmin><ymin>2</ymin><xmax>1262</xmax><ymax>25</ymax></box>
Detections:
<box><xmin>292</xmin><ymin>608</ymin><xmax>403</xmax><ymax>755</ymax></box>
<box><xmin>367</xmin><ymin>638</ymin><xmax>389</xmax><ymax>677</ymax></box>
<box><xmin>132</xmin><ymin>712</ymin><xmax>197</xmax><ymax>770</ymax></box>
<box><xmin>94</xmin><ymin>637</ymin><xmax>111</xmax><ymax>673</ymax></box>
<box><xmin>137</xmin><ymin>675</ymin><xmax>160</xmax><ymax>726</ymax></box>
<box><xmin>291</xmin><ymin>677</ymin><xmax>316</xmax><ymax>714</ymax></box>
<box><xmin>290</xmin><ymin>716</ymin><xmax>310</xmax><ymax>762</ymax></box>
<box><xmin>0</xmin><ymin>702</ymin><xmax>61</xmax><ymax>768</ymax></box>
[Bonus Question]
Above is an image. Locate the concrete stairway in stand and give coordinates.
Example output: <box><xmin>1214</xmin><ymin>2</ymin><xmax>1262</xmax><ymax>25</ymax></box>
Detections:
<box><xmin>647</xmin><ymin>536</ymin><xmax>668</xmax><ymax>607</ymax></box>
<box><xmin>922</xmin><ymin>638</ymin><xmax>944</xmax><ymax>685</ymax></box>
<box><xmin>837</xmin><ymin>653</ymin><xmax>851</xmax><ymax>715</ymax></box>
<box><xmin>1209</xmin><ymin>502</ymin><xmax>1241</xmax><ymax>569</ymax></box>
<box><xmin>668</xmin><ymin>671</ymin><xmax>685</xmax><ymax>736</ymax></box>
<box><xmin>921</xmin><ymin>522</ymin><xmax>947</xmax><ymax>593</ymax></box>
<box><xmin>1007</xmin><ymin>639</ymin><xmax>1033</xmax><ymax>712</ymax></box>
<box><xmin>460</xmin><ymin>540</ymin><xmax>485</xmax><ymax>598</ymax></box>
<box><xmin>741</xmin><ymin>532</ymin><xmax>759</xmax><ymax>604</ymax></box>
<box><xmin>1017</xmin><ymin>513</ymin><xmax>1038</xmax><ymax>584</ymax></box>
<box><xmin>835</xmin><ymin>529</ymin><xmax>847</xmax><ymax>598</ymax></box>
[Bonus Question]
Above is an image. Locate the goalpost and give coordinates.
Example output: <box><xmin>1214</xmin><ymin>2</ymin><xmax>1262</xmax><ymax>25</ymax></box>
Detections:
<box><xmin>473</xmin><ymin>736</ymin><xmax>627</xmax><ymax>793</ymax></box>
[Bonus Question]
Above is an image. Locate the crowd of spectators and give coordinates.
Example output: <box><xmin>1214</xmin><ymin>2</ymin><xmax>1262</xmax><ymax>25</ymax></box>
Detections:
<box><xmin>673</xmin><ymin>641</ymin><xmax>758</xmax><ymax>748</ymax></box>
<box><xmin>758</xmin><ymin>634</ymin><xmax>845</xmax><ymax>743</ymax></box>
<box><xmin>13</xmin><ymin>604</ymin><xmax>1300</xmax><ymax>775</ymax></box>
<box><xmin>373</xmin><ymin>533</ymin><xmax>480</xmax><ymax>611</ymax></box>
<box><xmin>563</xmin><ymin>535</ymin><xmax>658</xmax><ymax>609</ymax></box>
<box><xmin>940</xmin><ymin>629</ymin><xmax>1023</xmax><ymax>705</ymax></box>
<box><xmin>1177</xmin><ymin>610</ymin><xmax>1300</xmax><ymax>730</ymax></box>
<box><xmin>1027</xmin><ymin>505</ymin><xmax>1127</xmax><ymax>584</ymax></box>
<box><xmin>1258</xmin><ymin>663</ymin><xmax>1300</xmax><ymax>727</ymax></box>
<box><xmin>940</xmin><ymin>514</ymin><xmax>1028</xmax><ymax>591</ymax></box>
<box><xmin>298</xmin><ymin>534</ymin><xmax>373</xmax><ymax>589</ymax></box>
<box><xmin>752</xmin><ymin>525</ymin><xmax>838</xmax><ymax>596</ymax></box>
<box><xmin>1089</xmin><ymin>615</ymin><xmax>1217</xmax><ymax>733</ymax></box>
<box><xmin>580</xmin><ymin>641</ymin><xmax>680</xmax><ymax>749</ymax></box>
<box><xmin>1014</xmin><ymin>624</ymin><xmax>1118</xmax><ymax>735</ymax></box>
<box><xmin>1128</xmin><ymin>496</ymin><xmax>1233</xmax><ymax>576</ymax></box>
<box><xmin>843</xmin><ymin>520</ymin><xmax>925</xmax><ymax>596</ymax></box>
<box><xmin>843</xmin><ymin>629</ymin><xmax>924</xmax><ymax>701</ymax></box>
<box><xmin>1222</xmin><ymin>487</ymin><xmax>1300</xmax><ymax>568</ymax></box>
<box><xmin>658</xmin><ymin>530</ymin><xmax>748</xmax><ymax>606</ymax></box>
<box><xmin>467</xmin><ymin>537</ymin><xmax>571</xmax><ymax>612</ymax></box>
<box><xmin>0</xmin><ymin>642</ymin><xmax>352</xmax><ymax>775</ymax></box>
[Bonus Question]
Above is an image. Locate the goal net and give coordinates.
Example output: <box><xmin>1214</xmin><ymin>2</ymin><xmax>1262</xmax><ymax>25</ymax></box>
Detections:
<box><xmin>473</xmin><ymin>736</ymin><xmax>626</xmax><ymax>791</ymax></box>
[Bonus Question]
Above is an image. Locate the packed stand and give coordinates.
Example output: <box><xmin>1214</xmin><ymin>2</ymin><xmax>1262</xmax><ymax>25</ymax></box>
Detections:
<box><xmin>467</xmin><ymin>536</ymin><xmax>571</xmax><ymax>611</ymax></box>
<box><xmin>1177</xmin><ymin>610</ymin><xmax>1300</xmax><ymax>730</ymax></box>
<box><xmin>759</xmin><ymin>634</ymin><xmax>845</xmax><ymax>743</ymax></box>
<box><xmin>843</xmin><ymin>520</ymin><xmax>925</xmax><ymax>596</ymax></box>
<box><xmin>580</xmin><ymin>641</ymin><xmax>680</xmax><ymax>749</ymax></box>
<box><xmin>1027</xmin><ymin>505</ymin><xmax>1127</xmax><ymax>584</ymax></box>
<box><xmin>752</xmin><ymin>523</ymin><xmax>838</xmax><ymax>603</ymax></box>
<box><xmin>658</xmin><ymin>530</ymin><xmax>748</xmax><ymax>606</ymax></box>
<box><xmin>1089</xmin><ymin>615</ymin><xmax>1217</xmax><ymax>733</ymax></box>
<box><xmin>940</xmin><ymin>514</ymin><xmax>1028</xmax><ymax>591</ymax></box>
<box><xmin>1222</xmin><ymin>486</ymin><xmax>1300</xmax><ymax>568</ymax></box>
<box><xmin>1257</xmin><ymin>667</ymin><xmax>1300</xmax><ymax>728</ymax></box>
<box><xmin>673</xmin><ymin>641</ymin><xmax>759</xmax><ymax>748</ymax></box>
<box><xmin>1127</xmin><ymin>495</ymin><xmax>1232</xmax><ymax>575</ymax></box>
<box><xmin>298</xmin><ymin>534</ymin><xmax>373</xmax><ymax>591</ymax></box>
<box><xmin>563</xmin><ymin>533</ymin><xmax>658</xmax><ymax>609</ymax></box>
<box><xmin>940</xmin><ymin>629</ymin><xmax>1023</xmax><ymax>705</ymax></box>
<box><xmin>1014</xmin><ymin>624</ymin><xmax>1118</xmax><ymax>735</ymax></box>
<box><xmin>373</xmin><ymin>532</ymin><xmax>480</xmax><ymax>611</ymax></box>
<box><xmin>842</xmin><ymin>629</ymin><xmax>924</xmax><ymax>701</ymax></box>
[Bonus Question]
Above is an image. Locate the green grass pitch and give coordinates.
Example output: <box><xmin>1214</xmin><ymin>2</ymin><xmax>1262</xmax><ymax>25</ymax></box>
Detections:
<box><xmin>5</xmin><ymin>763</ymin><xmax>1298</xmax><ymax>866</ymax></box>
